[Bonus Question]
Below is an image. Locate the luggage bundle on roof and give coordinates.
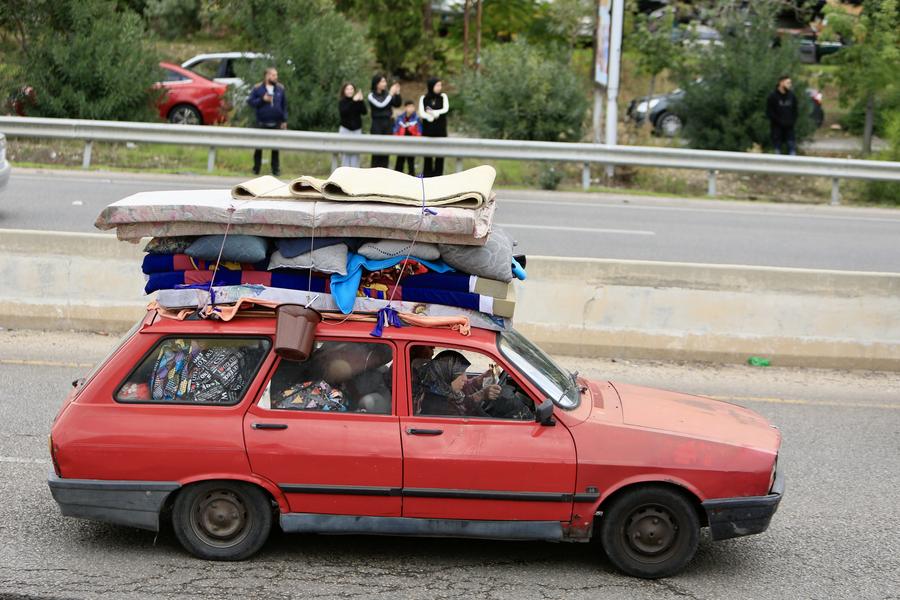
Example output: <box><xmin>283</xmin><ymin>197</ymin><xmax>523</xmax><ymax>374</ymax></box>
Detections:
<box><xmin>95</xmin><ymin>166</ymin><xmax>526</xmax><ymax>331</ymax></box>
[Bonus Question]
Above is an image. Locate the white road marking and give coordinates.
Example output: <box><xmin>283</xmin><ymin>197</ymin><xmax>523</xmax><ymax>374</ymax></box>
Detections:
<box><xmin>497</xmin><ymin>223</ymin><xmax>656</xmax><ymax>236</ymax></box>
<box><xmin>501</xmin><ymin>197</ymin><xmax>900</xmax><ymax>225</ymax></box>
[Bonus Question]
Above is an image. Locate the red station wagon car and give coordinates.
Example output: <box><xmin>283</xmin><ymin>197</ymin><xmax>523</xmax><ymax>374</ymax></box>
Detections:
<box><xmin>48</xmin><ymin>308</ymin><xmax>783</xmax><ymax>579</ymax></box>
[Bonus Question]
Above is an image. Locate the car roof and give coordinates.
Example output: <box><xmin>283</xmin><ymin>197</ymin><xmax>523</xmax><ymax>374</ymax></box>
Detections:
<box><xmin>181</xmin><ymin>52</ymin><xmax>268</xmax><ymax>67</ymax></box>
<box><xmin>139</xmin><ymin>310</ymin><xmax>501</xmax><ymax>348</ymax></box>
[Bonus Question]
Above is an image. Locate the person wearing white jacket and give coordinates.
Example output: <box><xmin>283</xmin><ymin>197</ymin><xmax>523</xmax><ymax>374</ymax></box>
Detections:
<box><xmin>419</xmin><ymin>78</ymin><xmax>449</xmax><ymax>177</ymax></box>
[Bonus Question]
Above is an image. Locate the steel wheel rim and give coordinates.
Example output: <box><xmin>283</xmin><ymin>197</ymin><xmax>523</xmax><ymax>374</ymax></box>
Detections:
<box><xmin>172</xmin><ymin>107</ymin><xmax>199</xmax><ymax>125</ymax></box>
<box><xmin>190</xmin><ymin>489</ymin><xmax>250</xmax><ymax>549</ymax></box>
<box><xmin>622</xmin><ymin>503</ymin><xmax>680</xmax><ymax>564</ymax></box>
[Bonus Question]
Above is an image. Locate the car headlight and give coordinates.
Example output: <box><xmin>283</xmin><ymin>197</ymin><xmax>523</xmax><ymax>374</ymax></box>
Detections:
<box><xmin>648</xmin><ymin>98</ymin><xmax>661</xmax><ymax>110</ymax></box>
<box><xmin>635</xmin><ymin>101</ymin><xmax>649</xmax><ymax>113</ymax></box>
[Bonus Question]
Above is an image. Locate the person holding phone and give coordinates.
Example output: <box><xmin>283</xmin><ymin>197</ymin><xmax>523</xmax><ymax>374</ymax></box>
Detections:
<box><xmin>367</xmin><ymin>74</ymin><xmax>401</xmax><ymax>168</ymax></box>
<box><xmin>247</xmin><ymin>67</ymin><xmax>287</xmax><ymax>176</ymax></box>
<box><xmin>419</xmin><ymin>77</ymin><xmax>449</xmax><ymax>177</ymax></box>
<box><xmin>338</xmin><ymin>82</ymin><xmax>367</xmax><ymax>168</ymax></box>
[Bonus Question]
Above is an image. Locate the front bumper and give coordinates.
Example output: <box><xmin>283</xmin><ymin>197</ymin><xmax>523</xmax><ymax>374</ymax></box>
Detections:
<box><xmin>702</xmin><ymin>467</ymin><xmax>784</xmax><ymax>541</ymax></box>
<box><xmin>47</xmin><ymin>470</ymin><xmax>179</xmax><ymax>532</ymax></box>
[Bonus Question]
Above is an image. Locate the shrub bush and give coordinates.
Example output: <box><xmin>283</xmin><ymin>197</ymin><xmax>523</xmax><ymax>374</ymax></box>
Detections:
<box><xmin>457</xmin><ymin>40</ymin><xmax>588</xmax><ymax>142</ymax></box>
<box><xmin>22</xmin><ymin>1</ymin><xmax>161</xmax><ymax>121</ymax></box>
<box><xmin>674</xmin><ymin>7</ymin><xmax>813</xmax><ymax>151</ymax></box>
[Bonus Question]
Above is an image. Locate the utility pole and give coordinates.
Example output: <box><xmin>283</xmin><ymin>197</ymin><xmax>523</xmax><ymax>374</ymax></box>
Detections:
<box><xmin>604</xmin><ymin>0</ymin><xmax>624</xmax><ymax>178</ymax></box>
<box><xmin>463</xmin><ymin>0</ymin><xmax>471</xmax><ymax>69</ymax></box>
<box><xmin>475</xmin><ymin>0</ymin><xmax>483</xmax><ymax>69</ymax></box>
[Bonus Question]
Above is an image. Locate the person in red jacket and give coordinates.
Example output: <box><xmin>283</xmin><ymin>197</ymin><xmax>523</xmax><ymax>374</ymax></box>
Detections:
<box><xmin>392</xmin><ymin>101</ymin><xmax>421</xmax><ymax>175</ymax></box>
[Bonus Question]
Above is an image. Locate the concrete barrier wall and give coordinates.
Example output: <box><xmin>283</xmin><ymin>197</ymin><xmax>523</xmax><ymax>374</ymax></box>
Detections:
<box><xmin>2</xmin><ymin>229</ymin><xmax>898</xmax><ymax>370</ymax></box>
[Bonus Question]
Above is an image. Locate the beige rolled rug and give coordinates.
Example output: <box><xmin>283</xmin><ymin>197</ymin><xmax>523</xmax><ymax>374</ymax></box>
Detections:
<box><xmin>289</xmin><ymin>165</ymin><xmax>495</xmax><ymax>208</ymax></box>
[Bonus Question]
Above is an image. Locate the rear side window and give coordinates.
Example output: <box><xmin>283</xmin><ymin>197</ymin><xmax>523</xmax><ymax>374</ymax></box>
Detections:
<box><xmin>164</xmin><ymin>68</ymin><xmax>190</xmax><ymax>82</ymax></box>
<box><xmin>259</xmin><ymin>340</ymin><xmax>394</xmax><ymax>414</ymax></box>
<box><xmin>116</xmin><ymin>337</ymin><xmax>270</xmax><ymax>405</ymax></box>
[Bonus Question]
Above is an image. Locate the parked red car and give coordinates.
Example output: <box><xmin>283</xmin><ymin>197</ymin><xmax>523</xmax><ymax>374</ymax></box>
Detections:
<box><xmin>156</xmin><ymin>62</ymin><xmax>228</xmax><ymax>125</ymax></box>
<box><xmin>48</xmin><ymin>309</ymin><xmax>783</xmax><ymax>578</ymax></box>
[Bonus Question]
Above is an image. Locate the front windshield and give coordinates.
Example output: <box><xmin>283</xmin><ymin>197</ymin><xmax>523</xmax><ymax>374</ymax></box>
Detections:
<box><xmin>497</xmin><ymin>329</ymin><xmax>580</xmax><ymax>410</ymax></box>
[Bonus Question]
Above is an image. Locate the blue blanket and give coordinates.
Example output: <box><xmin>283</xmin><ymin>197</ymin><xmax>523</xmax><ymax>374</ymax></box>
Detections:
<box><xmin>330</xmin><ymin>253</ymin><xmax>454</xmax><ymax>314</ymax></box>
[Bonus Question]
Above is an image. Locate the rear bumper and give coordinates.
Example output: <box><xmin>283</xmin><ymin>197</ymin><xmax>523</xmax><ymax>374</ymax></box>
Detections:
<box><xmin>702</xmin><ymin>467</ymin><xmax>784</xmax><ymax>541</ymax></box>
<box><xmin>47</xmin><ymin>471</ymin><xmax>179</xmax><ymax>532</ymax></box>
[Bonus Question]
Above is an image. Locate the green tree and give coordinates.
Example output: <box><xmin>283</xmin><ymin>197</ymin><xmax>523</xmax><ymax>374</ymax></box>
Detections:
<box><xmin>822</xmin><ymin>0</ymin><xmax>899</xmax><ymax>154</ymax></box>
<box><xmin>236</xmin><ymin>9</ymin><xmax>374</xmax><ymax>131</ymax></box>
<box><xmin>674</xmin><ymin>3</ymin><xmax>812</xmax><ymax>151</ymax></box>
<box><xmin>143</xmin><ymin>0</ymin><xmax>201</xmax><ymax>39</ymax></box>
<box><xmin>15</xmin><ymin>0</ymin><xmax>161</xmax><ymax>121</ymax></box>
<box><xmin>629</xmin><ymin>6</ymin><xmax>685</xmax><ymax>128</ymax></box>
<box><xmin>457</xmin><ymin>40</ymin><xmax>588</xmax><ymax>141</ymax></box>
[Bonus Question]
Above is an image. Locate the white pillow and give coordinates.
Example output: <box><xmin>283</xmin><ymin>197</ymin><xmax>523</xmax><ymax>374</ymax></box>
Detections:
<box><xmin>268</xmin><ymin>244</ymin><xmax>348</xmax><ymax>275</ymax></box>
<box><xmin>358</xmin><ymin>239</ymin><xmax>440</xmax><ymax>261</ymax></box>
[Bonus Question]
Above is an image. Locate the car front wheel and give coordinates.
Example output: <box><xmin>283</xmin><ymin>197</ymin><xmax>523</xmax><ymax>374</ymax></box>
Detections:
<box><xmin>172</xmin><ymin>481</ymin><xmax>273</xmax><ymax>560</ymax></box>
<box><xmin>600</xmin><ymin>486</ymin><xmax>700</xmax><ymax>578</ymax></box>
<box><xmin>655</xmin><ymin>112</ymin><xmax>683</xmax><ymax>137</ymax></box>
<box><xmin>168</xmin><ymin>104</ymin><xmax>203</xmax><ymax>125</ymax></box>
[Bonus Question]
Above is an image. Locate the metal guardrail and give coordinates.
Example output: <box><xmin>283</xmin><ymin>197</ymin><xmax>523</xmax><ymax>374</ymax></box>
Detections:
<box><xmin>2</xmin><ymin>116</ymin><xmax>899</xmax><ymax>204</ymax></box>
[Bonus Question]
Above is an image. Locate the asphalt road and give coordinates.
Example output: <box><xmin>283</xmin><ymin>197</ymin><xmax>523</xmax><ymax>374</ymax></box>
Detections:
<box><xmin>1</xmin><ymin>330</ymin><xmax>898</xmax><ymax>600</ymax></box>
<box><xmin>2</xmin><ymin>169</ymin><xmax>900</xmax><ymax>273</ymax></box>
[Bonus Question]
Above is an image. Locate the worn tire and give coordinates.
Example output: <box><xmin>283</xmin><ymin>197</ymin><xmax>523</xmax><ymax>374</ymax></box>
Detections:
<box><xmin>600</xmin><ymin>486</ymin><xmax>700</xmax><ymax>579</ymax></box>
<box><xmin>655</xmin><ymin>112</ymin><xmax>683</xmax><ymax>137</ymax></box>
<box><xmin>172</xmin><ymin>481</ymin><xmax>272</xmax><ymax>561</ymax></box>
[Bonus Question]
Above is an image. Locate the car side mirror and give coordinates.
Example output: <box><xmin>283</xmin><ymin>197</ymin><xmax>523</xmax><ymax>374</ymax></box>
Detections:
<box><xmin>535</xmin><ymin>400</ymin><xmax>556</xmax><ymax>426</ymax></box>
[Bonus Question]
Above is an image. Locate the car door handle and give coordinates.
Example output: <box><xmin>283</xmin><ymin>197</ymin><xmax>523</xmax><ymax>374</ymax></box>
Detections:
<box><xmin>252</xmin><ymin>423</ymin><xmax>288</xmax><ymax>430</ymax></box>
<box><xmin>406</xmin><ymin>428</ymin><xmax>443</xmax><ymax>436</ymax></box>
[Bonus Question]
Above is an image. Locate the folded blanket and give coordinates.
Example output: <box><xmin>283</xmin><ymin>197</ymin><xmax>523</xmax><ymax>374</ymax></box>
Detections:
<box><xmin>142</xmin><ymin>253</ymin><xmax>268</xmax><ymax>274</ymax></box>
<box><xmin>290</xmin><ymin>166</ymin><xmax>495</xmax><ymax>209</ymax></box>
<box><xmin>402</xmin><ymin>272</ymin><xmax>510</xmax><ymax>299</ymax></box>
<box><xmin>144</xmin><ymin>269</ymin><xmax>328</xmax><ymax>295</ymax></box>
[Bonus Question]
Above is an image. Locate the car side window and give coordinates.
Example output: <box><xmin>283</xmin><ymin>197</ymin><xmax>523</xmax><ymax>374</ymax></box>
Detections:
<box><xmin>409</xmin><ymin>345</ymin><xmax>535</xmax><ymax>420</ymax></box>
<box><xmin>189</xmin><ymin>59</ymin><xmax>220</xmax><ymax>80</ymax></box>
<box><xmin>116</xmin><ymin>337</ymin><xmax>270</xmax><ymax>405</ymax></box>
<box><xmin>164</xmin><ymin>69</ymin><xmax>190</xmax><ymax>82</ymax></box>
<box><xmin>259</xmin><ymin>341</ymin><xmax>393</xmax><ymax>414</ymax></box>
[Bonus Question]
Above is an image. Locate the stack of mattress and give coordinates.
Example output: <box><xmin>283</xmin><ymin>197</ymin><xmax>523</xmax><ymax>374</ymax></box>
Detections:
<box><xmin>95</xmin><ymin>166</ymin><xmax>524</xmax><ymax>329</ymax></box>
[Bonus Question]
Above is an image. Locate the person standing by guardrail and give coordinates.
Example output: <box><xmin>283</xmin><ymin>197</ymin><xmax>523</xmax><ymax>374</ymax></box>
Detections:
<box><xmin>766</xmin><ymin>75</ymin><xmax>798</xmax><ymax>156</ymax></box>
<box><xmin>338</xmin><ymin>82</ymin><xmax>367</xmax><ymax>168</ymax></box>
<box><xmin>368</xmin><ymin>74</ymin><xmax>402</xmax><ymax>168</ymax></box>
<box><xmin>393</xmin><ymin>101</ymin><xmax>422</xmax><ymax>175</ymax></box>
<box><xmin>247</xmin><ymin>67</ymin><xmax>287</xmax><ymax>176</ymax></box>
<box><xmin>419</xmin><ymin>77</ymin><xmax>450</xmax><ymax>177</ymax></box>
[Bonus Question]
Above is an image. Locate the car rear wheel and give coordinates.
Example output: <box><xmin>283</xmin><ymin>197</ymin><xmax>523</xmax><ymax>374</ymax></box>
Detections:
<box><xmin>600</xmin><ymin>486</ymin><xmax>700</xmax><ymax>579</ymax></box>
<box><xmin>655</xmin><ymin>112</ymin><xmax>683</xmax><ymax>137</ymax></box>
<box><xmin>168</xmin><ymin>104</ymin><xmax>203</xmax><ymax>125</ymax></box>
<box><xmin>172</xmin><ymin>481</ymin><xmax>272</xmax><ymax>560</ymax></box>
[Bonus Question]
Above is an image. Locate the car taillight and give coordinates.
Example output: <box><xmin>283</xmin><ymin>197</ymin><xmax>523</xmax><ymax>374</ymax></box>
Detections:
<box><xmin>49</xmin><ymin>435</ymin><xmax>61</xmax><ymax>477</ymax></box>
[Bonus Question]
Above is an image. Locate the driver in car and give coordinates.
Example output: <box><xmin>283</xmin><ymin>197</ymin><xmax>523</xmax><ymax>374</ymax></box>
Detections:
<box><xmin>414</xmin><ymin>350</ymin><xmax>501</xmax><ymax>417</ymax></box>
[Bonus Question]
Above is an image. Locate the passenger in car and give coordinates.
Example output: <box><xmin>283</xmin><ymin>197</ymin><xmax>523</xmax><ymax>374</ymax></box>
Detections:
<box><xmin>415</xmin><ymin>350</ymin><xmax>501</xmax><ymax>417</ymax></box>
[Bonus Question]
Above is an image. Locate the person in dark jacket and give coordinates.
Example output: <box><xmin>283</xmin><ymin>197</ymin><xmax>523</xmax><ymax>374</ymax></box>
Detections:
<box><xmin>367</xmin><ymin>74</ymin><xmax>401</xmax><ymax>168</ymax></box>
<box><xmin>419</xmin><ymin>77</ymin><xmax>450</xmax><ymax>177</ymax></box>
<box><xmin>392</xmin><ymin>101</ymin><xmax>421</xmax><ymax>175</ymax></box>
<box><xmin>247</xmin><ymin>67</ymin><xmax>287</xmax><ymax>176</ymax></box>
<box><xmin>413</xmin><ymin>350</ymin><xmax>500</xmax><ymax>417</ymax></box>
<box><xmin>338</xmin><ymin>82</ymin><xmax>367</xmax><ymax>168</ymax></box>
<box><xmin>766</xmin><ymin>75</ymin><xmax>798</xmax><ymax>156</ymax></box>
